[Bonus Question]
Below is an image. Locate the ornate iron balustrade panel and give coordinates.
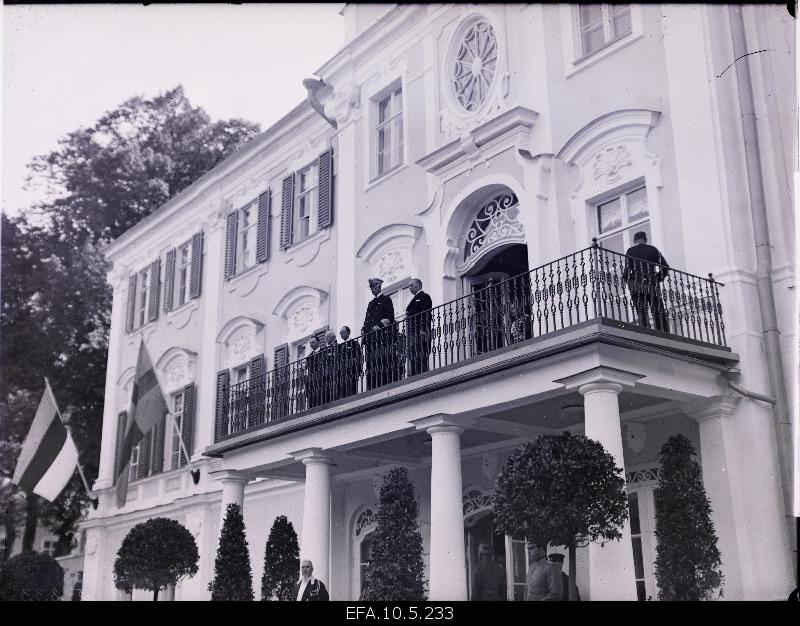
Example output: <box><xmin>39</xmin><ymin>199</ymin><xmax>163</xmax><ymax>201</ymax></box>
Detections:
<box><xmin>217</xmin><ymin>244</ymin><xmax>726</xmax><ymax>440</ymax></box>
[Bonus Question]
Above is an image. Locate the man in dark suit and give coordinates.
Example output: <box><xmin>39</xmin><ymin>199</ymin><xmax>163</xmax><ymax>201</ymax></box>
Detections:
<box><xmin>338</xmin><ymin>326</ymin><xmax>362</xmax><ymax>398</ymax></box>
<box><xmin>548</xmin><ymin>553</ymin><xmax>580</xmax><ymax>601</ymax></box>
<box><xmin>305</xmin><ymin>336</ymin><xmax>322</xmax><ymax>408</ymax></box>
<box><xmin>361</xmin><ymin>278</ymin><xmax>395</xmax><ymax>390</ymax></box>
<box><xmin>405</xmin><ymin>278</ymin><xmax>433</xmax><ymax>376</ymax></box>
<box><xmin>293</xmin><ymin>559</ymin><xmax>329</xmax><ymax>601</ymax></box>
<box><xmin>622</xmin><ymin>231</ymin><xmax>670</xmax><ymax>332</ymax></box>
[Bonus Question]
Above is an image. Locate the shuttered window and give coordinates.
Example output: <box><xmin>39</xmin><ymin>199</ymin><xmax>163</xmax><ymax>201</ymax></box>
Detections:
<box><xmin>169</xmin><ymin>384</ymin><xmax>195</xmax><ymax>470</ymax></box>
<box><xmin>189</xmin><ymin>232</ymin><xmax>203</xmax><ymax>299</ymax></box>
<box><xmin>114</xmin><ymin>411</ymin><xmax>128</xmax><ymax>482</ymax></box>
<box><xmin>150</xmin><ymin>410</ymin><xmax>165</xmax><ymax>475</ymax></box>
<box><xmin>215</xmin><ymin>370</ymin><xmax>230</xmax><ymax>442</ymax></box>
<box><xmin>128</xmin><ymin>258</ymin><xmax>161</xmax><ymax>330</ymax></box>
<box><xmin>256</xmin><ymin>191</ymin><xmax>271</xmax><ymax>263</ymax></box>
<box><xmin>279</xmin><ymin>148</ymin><xmax>334</xmax><ymax>250</ymax></box>
<box><xmin>224</xmin><ymin>192</ymin><xmax>271</xmax><ymax>279</ymax></box>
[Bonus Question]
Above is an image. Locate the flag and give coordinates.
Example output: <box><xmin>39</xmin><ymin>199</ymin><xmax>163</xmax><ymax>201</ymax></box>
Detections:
<box><xmin>12</xmin><ymin>380</ymin><xmax>79</xmax><ymax>501</ymax></box>
<box><xmin>116</xmin><ymin>341</ymin><xmax>168</xmax><ymax>508</ymax></box>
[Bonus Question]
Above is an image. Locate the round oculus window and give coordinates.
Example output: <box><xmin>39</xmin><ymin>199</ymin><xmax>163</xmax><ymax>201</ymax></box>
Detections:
<box><xmin>451</xmin><ymin>19</ymin><xmax>498</xmax><ymax>113</ymax></box>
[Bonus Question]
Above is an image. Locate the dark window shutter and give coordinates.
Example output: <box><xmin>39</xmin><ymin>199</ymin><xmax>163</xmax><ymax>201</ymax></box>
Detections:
<box><xmin>250</xmin><ymin>354</ymin><xmax>265</xmax><ymax>380</ymax></box>
<box><xmin>148</xmin><ymin>259</ymin><xmax>160</xmax><ymax>322</ymax></box>
<box><xmin>126</xmin><ymin>276</ymin><xmax>137</xmax><ymax>333</ymax></box>
<box><xmin>190</xmin><ymin>232</ymin><xmax>203</xmax><ymax>299</ymax></box>
<box><xmin>313</xmin><ymin>326</ymin><xmax>329</xmax><ymax>344</ymax></box>
<box><xmin>256</xmin><ymin>190</ymin><xmax>271</xmax><ymax>263</ymax></box>
<box><xmin>274</xmin><ymin>344</ymin><xmax>289</xmax><ymax>368</ymax></box>
<box><xmin>136</xmin><ymin>436</ymin><xmax>150</xmax><ymax>480</ymax></box>
<box><xmin>150</xmin><ymin>413</ymin><xmax>165</xmax><ymax>475</ymax></box>
<box><xmin>317</xmin><ymin>149</ymin><xmax>333</xmax><ymax>230</ymax></box>
<box><xmin>215</xmin><ymin>370</ymin><xmax>230</xmax><ymax>442</ymax></box>
<box><xmin>279</xmin><ymin>174</ymin><xmax>295</xmax><ymax>250</ymax></box>
<box><xmin>181</xmin><ymin>383</ymin><xmax>195</xmax><ymax>465</ymax></box>
<box><xmin>114</xmin><ymin>411</ymin><xmax>128</xmax><ymax>482</ymax></box>
<box><xmin>163</xmin><ymin>249</ymin><xmax>176</xmax><ymax>313</ymax></box>
<box><xmin>224</xmin><ymin>211</ymin><xmax>238</xmax><ymax>280</ymax></box>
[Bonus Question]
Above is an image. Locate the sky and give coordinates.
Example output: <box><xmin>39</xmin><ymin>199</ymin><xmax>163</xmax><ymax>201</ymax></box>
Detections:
<box><xmin>1</xmin><ymin>3</ymin><xmax>346</xmax><ymax>218</ymax></box>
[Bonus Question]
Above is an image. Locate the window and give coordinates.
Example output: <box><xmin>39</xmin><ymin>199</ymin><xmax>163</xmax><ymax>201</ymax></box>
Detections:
<box><xmin>136</xmin><ymin>267</ymin><xmax>150</xmax><ymax>329</ymax></box>
<box><xmin>175</xmin><ymin>242</ymin><xmax>192</xmax><ymax>307</ymax></box>
<box><xmin>294</xmin><ymin>164</ymin><xmax>319</xmax><ymax>244</ymax></box>
<box><xmin>359</xmin><ymin>535</ymin><xmax>375</xmax><ymax>595</ymax></box>
<box><xmin>169</xmin><ymin>391</ymin><xmax>185</xmax><ymax>470</ymax></box>
<box><xmin>128</xmin><ymin>443</ymin><xmax>141</xmax><ymax>482</ymax></box>
<box><xmin>627</xmin><ymin>483</ymin><xmax>659</xmax><ymax>600</ymax></box>
<box><xmin>595</xmin><ymin>186</ymin><xmax>650</xmax><ymax>253</ymax></box>
<box><xmin>375</xmin><ymin>87</ymin><xmax>403</xmax><ymax>177</ymax></box>
<box><xmin>237</xmin><ymin>202</ymin><xmax>258</xmax><ymax>273</ymax></box>
<box><xmin>451</xmin><ymin>19</ymin><xmax>498</xmax><ymax>113</ymax></box>
<box><xmin>579</xmin><ymin>4</ymin><xmax>632</xmax><ymax>57</ymax></box>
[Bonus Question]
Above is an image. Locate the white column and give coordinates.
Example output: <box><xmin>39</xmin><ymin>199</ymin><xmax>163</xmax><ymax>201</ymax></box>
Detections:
<box><xmin>95</xmin><ymin>274</ymin><xmax>127</xmax><ymax>490</ymax></box>
<box><xmin>333</xmin><ymin>96</ymin><xmax>359</xmax><ymax>332</ymax></box>
<box><xmin>294</xmin><ymin>448</ymin><xmax>334</xmax><ymax>587</ymax></box>
<box><xmin>556</xmin><ymin>366</ymin><xmax>642</xmax><ymax>601</ymax></box>
<box><xmin>210</xmin><ymin>470</ymin><xmax>250</xmax><ymax>534</ymax></box>
<box><xmin>195</xmin><ymin>211</ymin><xmax>227</xmax><ymax>458</ymax></box>
<box><xmin>685</xmin><ymin>396</ymin><xmax>744</xmax><ymax>600</ymax></box>
<box><xmin>80</xmin><ymin>526</ymin><xmax>106</xmax><ymax>600</ymax></box>
<box><xmin>414</xmin><ymin>415</ymin><xmax>469</xmax><ymax>600</ymax></box>
<box><xmin>579</xmin><ymin>380</ymin><xmax>638</xmax><ymax>601</ymax></box>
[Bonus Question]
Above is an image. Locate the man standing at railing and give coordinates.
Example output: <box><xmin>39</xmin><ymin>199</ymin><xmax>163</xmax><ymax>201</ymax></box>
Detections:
<box><xmin>622</xmin><ymin>231</ymin><xmax>670</xmax><ymax>332</ymax></box>
<box><xmin>338</xmin><ymin>326</ymin><xmax>362</xmax><ymax>398</ymax></box>
<box><xmin>405</xmin><ymin>278</ymin><xmax>433</xmax><ymax>376</ymax></box>
<box><xmin>361</xmin><ymin>277</ymin><xmax>395</xmax><ymax>390</ymax></box>
<box><xmin>305</xmin><ymin>335</ymin><xmax>322</xmax><ymax>408</ymax></box>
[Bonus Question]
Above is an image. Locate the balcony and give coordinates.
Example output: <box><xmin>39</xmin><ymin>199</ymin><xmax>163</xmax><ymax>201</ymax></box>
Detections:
<box><xmin>214</xmin><ymin>243</ymin><xmax>729</xmax><ymax>443</ymax></box>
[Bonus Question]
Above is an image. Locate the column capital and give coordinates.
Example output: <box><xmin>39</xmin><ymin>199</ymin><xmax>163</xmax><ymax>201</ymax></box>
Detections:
<box><xmin>555</xmin><ymin>366</ymin><xmax>644</xmax><ymax>395</ymax></box>
<box><xmin>208</xmin><ymin>469</ymin><xmax>252</xmax><ymax>485</ymax></box>
<box><xmin>411</xmin><ymin>413</ymin><xmax>475</xmax><ymax>434</ymax></box>
<box><xmin>683</xmin><ymin>395</ymin><xmax>740</xmax><ymax>422</ymax></box>
<box><xmin>291</xmin><ymin>447</ymin><xmax>336</xmax><ymax>466</ymax></box>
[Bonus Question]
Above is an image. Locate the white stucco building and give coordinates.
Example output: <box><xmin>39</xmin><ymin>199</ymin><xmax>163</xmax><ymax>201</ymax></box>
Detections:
<box><xmin>82</xmin><ymin>4</ymin><xmax>796</xmax><ymax>601</ymax></box>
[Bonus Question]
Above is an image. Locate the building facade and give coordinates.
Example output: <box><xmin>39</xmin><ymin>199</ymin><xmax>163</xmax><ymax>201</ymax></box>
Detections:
<box><xmin>82</xmin><ymin>4</ymin><xmax>796</xmax><ymax>600</ymax></box>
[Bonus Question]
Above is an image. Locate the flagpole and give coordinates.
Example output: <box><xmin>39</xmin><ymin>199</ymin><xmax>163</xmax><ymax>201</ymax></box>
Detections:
<box><xmin>44</xmin><ymin>377</ymin><xmax>99</xmax><ymax>509</ymax></box>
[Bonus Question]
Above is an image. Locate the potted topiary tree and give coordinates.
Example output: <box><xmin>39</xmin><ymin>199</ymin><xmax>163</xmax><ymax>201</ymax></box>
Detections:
<box><xmin>654</xmin><ymin>433</ymin><xmax>724</xmax><ymax>600</ymax></box>
<box><xmin>493</xmin><ymin>432</ymin><xmax>630</xmax><ymax>601</ymax></box>
<box><xmin>209</xmin><ymin>503</ymin><xmax>254</xmax><ymax>600</ymax></box>
<box><xmin>361</xmin><ymin>466</ymin><xmax>426</xmax><ymax>601</ymax></box>
<box><xmin>113</xmin><ymin>517</ymin><xmax>199</xmax><ymax>601</ymax></box>
<box><xmin>0</xmin><ymin>550</ymin><xmax>64</xmax><ymax>600</ymax></box>
<box><xmin>261</xmin><ymin>515</ymin><xmax>300</xmax><ymax>600</ymax></box>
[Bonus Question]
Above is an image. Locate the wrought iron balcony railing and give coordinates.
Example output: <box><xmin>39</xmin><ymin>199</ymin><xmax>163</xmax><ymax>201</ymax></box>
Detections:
<box><xmin>216</xmin><ymin>242</ymin><xmax>726</xmax><ymax>440</ymax></box>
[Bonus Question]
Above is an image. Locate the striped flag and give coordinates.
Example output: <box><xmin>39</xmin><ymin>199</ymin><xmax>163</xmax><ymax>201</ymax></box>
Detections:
<box><xmin>12</xmin><ymin>380</ymin><xmax>79</xmax><ymax>501</ymax></box>
<box><xmin>115</xmin><ymin>341</ymin><xmax>168</xmax><ymax>508</ymax></box>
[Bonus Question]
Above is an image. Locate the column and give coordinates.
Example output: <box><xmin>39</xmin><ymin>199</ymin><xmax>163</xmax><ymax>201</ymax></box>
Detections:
<box><xmin>557</xmin><ymin>367</ymin><xmax>641</xmax><ymax>601</ymax></box>
<box><xmin>195</xmin><ymin>209</ymin><xmax>227</xmax><ymax>458</ymax></box>
<box><xmin>95</xmin><ymin>274</ymin><xmax>128</xmax><ymax>490</ymax></box>
<box><xmin>210</xmin><ymin>470</ymin><xmax>250</xmax><ymax>535</ymax></box>
<box><xmin>414</xmin><ymin>415</ymin><xmax>468</xmax><ymax>600</ymax></box>
<box><xmin>685</xmin><ymin>396</ymin><xmax>744</xmax><ymax>600</ymax></box>
<box><xmin>294</xmin><ymin>448</ymin><xmax>334</xmax><ymax>587</ymax></box>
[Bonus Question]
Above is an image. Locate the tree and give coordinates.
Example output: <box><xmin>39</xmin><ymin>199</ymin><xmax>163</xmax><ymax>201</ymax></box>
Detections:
<box><xmin>493</xmin><ymin>432</ymin><xmax>630</xmax><ymax>601</ymax></box>
<box><xmin>1</xmin><ymin>86</ymin><xmax>259</xmax><ymax>550</ymax></box>
<box><xmin>113</xmin><ymin>517</ymin><xmax>199</xmax><ymax>600</ymax></box>
<box><xmin>362</xmin><ymin>467</ymin><xmax>426</xmax><ymax>601</ymax></box>
<box><xmin>261</xmin><ymin>515</ymin><xmax>300</xmax><ymax>601</ymax></box>
<box><xmin>0</xmin><ymin>550</ymin><xmax>64</xmax><ymax>600</ymax></box>
<box><xmin>654</xmin><ymin>434</ymin><xmax>723</xmax><ymax>600</ymax></box>
<box><xmin>209</xmin><ymin>503</ymin><xmax>254</xmax><ymax>601</ymax></box>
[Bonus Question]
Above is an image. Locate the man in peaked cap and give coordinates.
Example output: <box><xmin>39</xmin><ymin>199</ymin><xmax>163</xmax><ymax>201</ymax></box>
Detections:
<box><xmin>548</xmin><ymin>553</ymin><xmax>580</xmax><ymax>601</ymax></box>
<box><xmin>361</xmin><ymin>278</ymin><xmax>395</xmax><ymax>390</ymax></box>
<box><xmin>471</xmin><ymin>543</ymin><xmax>507</xmax><ymax>601</ymax></box>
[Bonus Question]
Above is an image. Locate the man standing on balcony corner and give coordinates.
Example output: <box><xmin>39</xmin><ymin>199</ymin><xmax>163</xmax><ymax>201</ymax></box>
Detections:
<box><xmin>622</xmin><ymin>231</ymin><xmax>670</xmax><ymax>333</ymax></box>
<box><xmin>362</xmin><ymin>278</ymin><xmax>395</xmax><ymax>390</ymax></box>
<box><xmin>405</xmin><ymin>278</ymin><xmax>433</xmax><ymax>376</ymax></box>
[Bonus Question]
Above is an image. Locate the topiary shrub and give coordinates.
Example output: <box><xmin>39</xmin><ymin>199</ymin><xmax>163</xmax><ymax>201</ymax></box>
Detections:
<box><xmin>654</xmin><ymin>433</ymin><xmax>724</xmax><ymax>600</ymax></box>
<box><xmin>261</xmin><ymin>515</ymin><xmax>300</xmax><ymax>600</ymax></box>
<box><xmin>209</xmin><ymin>503</ymin><xmax>254</xmax><ymax>600</ymax></box>
<box><xmin>361</xmin><ymin>466</ymin><xmax>426</xmax><ymax>601</ymax></box>
<box><xmin>113</xmin><ymin>517</ymin><xmax>199</xmax><ymax>600</ymax></box>
<box><xmin>0</xmin><ymin>550</ymin><xmax>64</xmax><ymax>601</ymax></box>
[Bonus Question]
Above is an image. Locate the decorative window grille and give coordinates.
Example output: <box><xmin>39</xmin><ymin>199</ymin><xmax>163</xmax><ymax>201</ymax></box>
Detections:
<box><xmin>463</xmin><ymin>192</ymin><xmax>523</xmax><ymax>263</ymax></box>
<box><xmin>451</xmin><ymin>19</ymin><xmax>498</xmax><ymax>113</ymax></box>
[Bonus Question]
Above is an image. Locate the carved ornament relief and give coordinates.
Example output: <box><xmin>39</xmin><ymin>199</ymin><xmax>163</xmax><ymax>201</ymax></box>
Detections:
<box><xmin>592</xmin><ymin>145</ymin><xmax>633</xmax><ymax>185</ymax></box>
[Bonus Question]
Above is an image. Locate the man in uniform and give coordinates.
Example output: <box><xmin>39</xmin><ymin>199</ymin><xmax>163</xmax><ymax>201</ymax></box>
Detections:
<box><xmin>524</xmin><ymin>544</ymin><xmax>562</xmax><ymax>601</ymax></box>
<box><xmin>622</xmin><ymin>231</ymin><xmax>670</xmax><ymax>332</ymax></box>
<box><xmin>405</xmin><ymin>278</ymin><xmax>433</xmax><ymax>376</ymax></box>
<box><xmin>471</xmin><ymin>543</ymin><xmax>507</xmax><ymax>601</ymax></box>
<box><xmin>548</xmin><ymin>552</ymin><xmax>580</xmax><ymax>601</ymax></box>
<box><xmin>361</xmin><ymin>278</ymin><xmax>395</xmax><ymax>390</ymax></box>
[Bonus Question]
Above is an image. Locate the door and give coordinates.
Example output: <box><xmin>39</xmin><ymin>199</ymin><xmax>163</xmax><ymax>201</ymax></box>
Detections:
<box><xmin>464</xmin><ymin>273</ymin><xmax>510</xmax><ymax>355</ymax></box>
<box><xmin>628</xmin><ymin>484</ymin><xmax>659</xmax><ymax>600</ymax></box>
